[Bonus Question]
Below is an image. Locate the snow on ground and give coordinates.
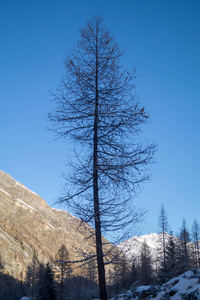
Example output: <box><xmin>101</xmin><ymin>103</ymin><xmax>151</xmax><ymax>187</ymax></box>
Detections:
<box><xmin>136</xmin><ymin>285</ymin><xmax>151</xmax><ymax>292</ymax></box>
<box><xmin>109</xmin><ymin>269</ymin><xmax>200</xmax><ymax>299</ymax></box>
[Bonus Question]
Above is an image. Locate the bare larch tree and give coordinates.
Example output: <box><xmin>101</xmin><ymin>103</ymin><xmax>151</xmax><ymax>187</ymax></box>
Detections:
<box><xmin>179</xmin><ymin>218</ymin><xmax>191</xmax><ymax>272</ymax></box>
<box><xmin>192</xmin><ymin>219</ymin><xmax>200</xmax><ymax>268</ymax></box>
<box><xmin>49</xmin><ymin>15</ymin><xmax>156</xmax><ymax>300</ymax></box>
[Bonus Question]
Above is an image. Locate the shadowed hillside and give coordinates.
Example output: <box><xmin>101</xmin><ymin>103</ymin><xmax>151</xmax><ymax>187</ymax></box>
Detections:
<box><xmin>0</xmin><ymin>170</ymin><xmax>117</xmax><ymax>280</ymax></box>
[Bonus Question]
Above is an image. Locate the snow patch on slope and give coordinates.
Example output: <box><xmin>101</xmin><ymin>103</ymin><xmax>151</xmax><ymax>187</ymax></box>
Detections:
<box><xmin>15</xmin><ymin>199</ymin><xmax>59</xmax><ymax>231</ymax></box>
<box><xmin>45</xmin><ymin>220</ymin><xmax>60</xmax><ymax>231</ymax></box>
<box><xmin>15</xmin><ymin>198</ymin><xmax>37</xmax><ymax>212</ymax></box>
<box><xmin>0</xmin><ymin>188</ymin><xmax>12</xmax><ymax>198</ymax></box>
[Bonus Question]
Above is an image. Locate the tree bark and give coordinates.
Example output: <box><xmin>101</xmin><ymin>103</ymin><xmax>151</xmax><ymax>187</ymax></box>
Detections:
<box><xmin>93</xmin><ymin>25</ymin><xmax>108</xmax><ymax>300</ymax></box>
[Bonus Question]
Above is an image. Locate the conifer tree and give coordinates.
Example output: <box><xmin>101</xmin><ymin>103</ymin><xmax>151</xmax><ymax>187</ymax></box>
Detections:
<box><xmin>177</xmin><ymin>218</ymin><xmax>191</xmax><ymax>273</ymax></box>
<box><xmin>37</xmin><ymin>262</ymin><xmax>57</xmax><ymax>300</ymax></box>
<box><xmin>49</xmin><ymin>15</ymin><xmax>156</xmax><ymax>300</ymax></box>
<box><xmin>192</xmin><ymin>219</ymin><xmax>200</xmax><ymax>268</ymax></box>
<box><xmin>131</xmin><ymin>259</ymin><xmax>138</xmax><ymax>284</ymax></box>
<box><xmin>158</xmin><ymin>204</ymin><xmax>169</xmax><ymax>271</ymax></box>
<box><xmin>139</xmin><ymin>240</ymin><xmax>153</xmax><ymax>285</ymax></box>
<box><xmin>55</xmin><ymin>245</ymin><xmax>70</xmax><ymax>300</ymax></box>
<box><xmin>25</xmin><ymin>251</ymin><xmax>39</xmax><ymax>299</ymax></box>
<box><xmin>159</xmin><ymin>231</ymin><xmax>176</xmax><ymax>282</ymax></box>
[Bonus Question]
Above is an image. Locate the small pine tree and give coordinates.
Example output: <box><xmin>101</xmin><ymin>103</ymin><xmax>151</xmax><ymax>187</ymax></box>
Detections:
<box><xmin>113</xmin><ymin>262</ymin><xmax>120</xmax><ymax>295</ymax></box>
<box><xmin>55</xmin><ymin>245</ymin><xmax>70</xmax><ymax>300</ymax></box>
<box><xmin>131</xmin><ymin>259</ymin><xmax>138</xmax><ymax>284</ymax></box>
<box><xmin>158</xmin><ymin>204</ymin><xmax>169</xmax><ymax>272</ymax></box>
<box><xmin>159</xmin><ymin>231</ymin><xmax>177</xmax><ymax>282</ymax></box>
<box><xmin>138</xmin><ymin>240</ymin><xmax>153</xmax><ymax>285</ymax></box>
<box><xmin>177</xmin><ymin>219</ymin><xmax>191</xmax><ymax>274</ymax></box>
<box><xmin>192</xmin><ymin>219</ymin><xmax>200</xmax><ymax>268</ymax></box>
<box><xmin>25</xmin><ymin>251</ymin><xmax>39</xmax><ymax>298</ymax></box>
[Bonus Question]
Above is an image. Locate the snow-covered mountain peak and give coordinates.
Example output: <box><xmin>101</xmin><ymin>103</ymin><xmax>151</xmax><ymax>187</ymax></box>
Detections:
<box><xmin>118</xmin><ymin>232</ymin><xmax>164</xmax><ymax>261</ymax></box>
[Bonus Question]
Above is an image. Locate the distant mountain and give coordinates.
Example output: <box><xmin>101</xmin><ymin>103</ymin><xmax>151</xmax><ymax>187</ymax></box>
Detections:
<box><xmin>118</xmin><ymin>232</ymin><xmax>163</xmax><ymax>259</ymax></box>
<box><xmin>118</xmin><ymin>232</ymin><xmax>181</xmax><ymax>266</ymax></box>
<box><xmin>0</xmin><ymin>170</ymin><xmax>114</xmax><ymax>279</ymax></box>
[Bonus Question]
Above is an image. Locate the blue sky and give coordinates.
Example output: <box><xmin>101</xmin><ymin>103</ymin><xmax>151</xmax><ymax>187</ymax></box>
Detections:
<box><xmin>1</xmin><ymin>0</ymin><xmax>200</xmax><ymax>238</ymax></box>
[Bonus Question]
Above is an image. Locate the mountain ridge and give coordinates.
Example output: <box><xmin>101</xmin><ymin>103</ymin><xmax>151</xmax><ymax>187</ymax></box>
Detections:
<box><xmin>0</xmin><ymin>170</ymin><xmax>99</xmax><ymax>278</ymax></box>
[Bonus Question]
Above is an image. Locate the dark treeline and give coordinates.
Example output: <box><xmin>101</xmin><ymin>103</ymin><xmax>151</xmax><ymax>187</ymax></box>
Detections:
<box><xmin>0</xmin><ymin>246</ymin><xmax>99</xmax><ymax>300</ymax></box>
<box><xmin>157</xmin><ymin>206</ymin><xmax>200</xmax><ymax>282</ymax></box>
<box><xmin>107</xmin><ymin>216</ymin><xmax>200</xmax><ymax>297</ymax></box>
<box><xmin>0</xmin><ymin>272</ymin><xmax>24</xmax><ymax>300</ymax></box>
<box><xmin>0</xmin><ymin>261</ymin><xmax>99</xmax><ymax>300</ymax></box>
<box><xmin>1</xmin><ymin>213</ymin><xmax>200</xmax><ymax>299</ymax></box>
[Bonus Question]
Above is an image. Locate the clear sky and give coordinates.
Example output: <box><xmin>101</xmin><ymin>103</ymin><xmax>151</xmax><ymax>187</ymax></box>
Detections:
<box><xmin>1</xmin><ymin>0</ymin><xmax>200</xmax><ymax>238</ymax></box>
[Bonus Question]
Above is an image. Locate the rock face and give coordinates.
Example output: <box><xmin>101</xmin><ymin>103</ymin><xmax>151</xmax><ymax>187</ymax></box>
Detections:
<box><xmin>0</xmin><ymin>170</ymin><xmax>98</xmax><ymax>278</ymax></box>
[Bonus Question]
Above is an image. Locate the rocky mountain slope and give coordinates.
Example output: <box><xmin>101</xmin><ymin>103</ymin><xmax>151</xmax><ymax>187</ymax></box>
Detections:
<box><xmin>0</xmin><ymin>170</ymin><xmax>114</xmax><ymax>279</ymax></box>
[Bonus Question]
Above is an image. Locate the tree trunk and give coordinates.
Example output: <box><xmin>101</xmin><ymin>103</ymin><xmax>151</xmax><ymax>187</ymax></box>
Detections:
<box><xmin>93</xmin><ymin>27</ymin><xmax>108</xmax><ymax>300</ymax></box>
